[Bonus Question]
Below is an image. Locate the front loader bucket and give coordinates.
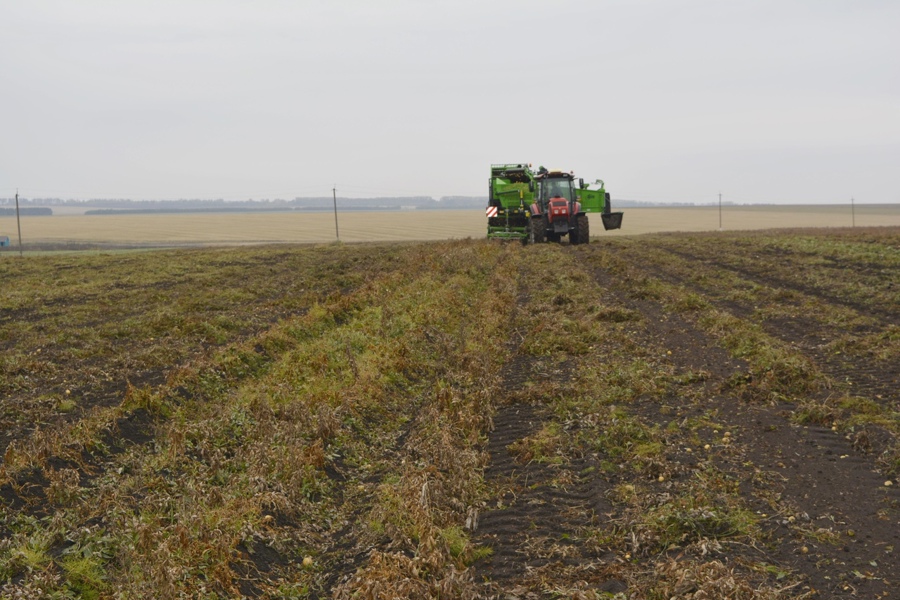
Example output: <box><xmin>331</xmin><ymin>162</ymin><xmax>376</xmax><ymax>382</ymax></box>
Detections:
<box><xmin>601</xmin><ymin>212</ymin><xmax>623</xmax><ymax>231</ymax></box>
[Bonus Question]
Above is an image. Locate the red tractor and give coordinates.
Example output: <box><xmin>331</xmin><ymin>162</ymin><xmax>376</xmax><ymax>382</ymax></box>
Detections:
<box><xmin>529</xmin><ymin>167</ymin><xmax>589</xmax><ymax>244</ymax></box>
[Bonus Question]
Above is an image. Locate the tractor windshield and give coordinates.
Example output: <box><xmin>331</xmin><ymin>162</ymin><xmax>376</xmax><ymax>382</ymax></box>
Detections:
<box><xmin>541</xmin><ymin>178</ymin><xmax>574</xmax><ymax>203</ymax></box>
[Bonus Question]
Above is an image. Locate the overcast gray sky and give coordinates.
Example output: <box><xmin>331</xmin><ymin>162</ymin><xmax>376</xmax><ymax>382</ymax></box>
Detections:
<box><xmin>2</xmin><ymin>0</ymin><xmax>898</xmax><ymax>204</ymax></box>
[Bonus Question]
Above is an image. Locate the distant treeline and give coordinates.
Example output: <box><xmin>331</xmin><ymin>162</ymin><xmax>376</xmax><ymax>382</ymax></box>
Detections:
<box><xmin>1</xmin><ymin>197</ymin><xmax>732</xmax><ymax>211</ymax></box>
<box><xmin>83</xmin><ymin>207</ymin><xmax>474</xmax><ymax>216</ymax></box>
<box><xmin>85</xmin><ymin>207</ymin><xmax>296</xmax><ymax>215</ymax></box>
<box><xmin>0</xmin><ymin>207</ymin><xmax>52</xmax><ymax>216</ymax></box>
<box><xmin>4</xmin><ymin>197</ymin><xmax>489</xmax><ymax>212</ymax></box>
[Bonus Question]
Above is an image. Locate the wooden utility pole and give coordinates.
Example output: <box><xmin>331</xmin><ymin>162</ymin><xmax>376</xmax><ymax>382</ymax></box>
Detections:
<box><xmin>332</xmin><ymin>185</ymin><xmax>339</xmax><ymax>241</ymax></box>
<box><xmin>718</xmin><ymin>192</ymin><xmax>722</xmax><ymax>230</ymax></box>
<box><xmin>851</xmin><ymin>197</ymin><xmax>855</xmax><ymax>227</ymax></box>
<box><xmin>15</xmin><ymin>189</ymin><xmax>23</xmax><ymax>256</ymax></box>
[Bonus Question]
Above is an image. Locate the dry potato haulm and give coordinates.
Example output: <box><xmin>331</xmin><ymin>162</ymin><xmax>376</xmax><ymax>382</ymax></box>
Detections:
<box><xmin>0</xmin><ymin>226</ymin><xmax>898</xmax><ymax>598</ymax></box>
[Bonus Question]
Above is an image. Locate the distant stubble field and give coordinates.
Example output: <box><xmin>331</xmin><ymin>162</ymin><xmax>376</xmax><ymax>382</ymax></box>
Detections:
<box><xmin>2</xmin><ymin>205</ymin><xmax>899</xmax><ymax>246</ymax></box>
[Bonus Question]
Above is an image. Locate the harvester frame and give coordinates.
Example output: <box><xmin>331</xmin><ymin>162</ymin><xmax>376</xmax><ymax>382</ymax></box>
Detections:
<box><xmin>486</xmin><ymin>163</ymin><xmax>622</xmax><ymax>244</ymax></box>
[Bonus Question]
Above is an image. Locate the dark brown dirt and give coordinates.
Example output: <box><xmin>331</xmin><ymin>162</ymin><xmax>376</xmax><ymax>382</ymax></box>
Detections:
<box><xmin>3</xmin><ymin>231</ymin><xmax>897</xmax><ymax>598</ymax></box>
<box><xmin>475</xmin><ymin>401</ymin><xmax>623</xmax><ymax>596</ymax></box>
<box><xmin>582</xmin><ymin>236</ymin><xmax>900</xmax><ymax>598</ymax></box>
<box><xmin>472</xmin><ymin>230</ymin><xmax>899</xmax><ymax>598</ymax></box>
<box><xmin>630</xmin><ymin>311</ymin><xmax>900</xmax><ymax>599</ymax></box>
<box><xmin>0</xmin><ymin>246</ymin><xmax>415</xmax><ymax>534</ymax></box>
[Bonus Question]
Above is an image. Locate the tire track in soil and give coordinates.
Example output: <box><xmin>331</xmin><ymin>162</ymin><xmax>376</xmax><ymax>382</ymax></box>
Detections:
<box><xmin>581</xmin><ymin>245</ymin><xmax>900</xmax><ymax>599</ymax></box>
<box><xmin>310</xmin><ymin>402</ymin><xmax>426</xmax><ymax>598</ymax></box>
<box><xmin>659</xmin><ymin>246</ymin><xmax>900</xmax><ymax>405</ymax></box>
<box><xmin>0</xmin><ymin>247</ymin><xmax>400</xmax><ymax>462</ymax></box>
<box><xmin>657</xmin><ymin>242</ymin><xmax>898</xmax><ymax>326</ymax></box>
<box><xmin>472</xmin><ymin>352</ymin><xmax>623</xmax><ymax>597</ymax></box>
<box><xmin>0</xmin><ymin>261</ymin><xmax>392</xmax><ymax>524</ymax></box>
<box><xmin>624</xmin><ymin>242</ymin><xmax>899</xmax><ymax>424</ymax></box>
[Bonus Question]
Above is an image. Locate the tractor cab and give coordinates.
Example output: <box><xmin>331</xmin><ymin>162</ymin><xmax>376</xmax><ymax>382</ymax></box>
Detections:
<box><xmin>535</xmin><ymin>170</ymin><xmax>576</xmax><ymax>211</ymax></box>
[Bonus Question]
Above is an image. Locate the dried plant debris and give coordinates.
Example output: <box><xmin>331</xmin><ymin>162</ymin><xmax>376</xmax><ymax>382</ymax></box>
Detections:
<box><xmin>1</xmin><ymin>227</ymin><xmax>898</xmax><ymax>598</ymax></box>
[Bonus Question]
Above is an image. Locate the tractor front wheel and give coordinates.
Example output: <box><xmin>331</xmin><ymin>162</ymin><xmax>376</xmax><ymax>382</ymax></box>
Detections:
<box><xmin>529</xmin><ymin>216</ymin><xmax>547</xmax><ymax>244</ymax></box>
<box><xmin>571</xmin><ymin>214</ymin><xmax>590</xmax><ymax>245</ymax></box>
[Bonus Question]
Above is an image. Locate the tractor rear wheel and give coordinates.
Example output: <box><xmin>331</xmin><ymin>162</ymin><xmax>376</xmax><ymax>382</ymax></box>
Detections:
<box><xmin>571</xmin><ymin>214</ymin><xmax>590</xmax><ymax>245</ymax></box>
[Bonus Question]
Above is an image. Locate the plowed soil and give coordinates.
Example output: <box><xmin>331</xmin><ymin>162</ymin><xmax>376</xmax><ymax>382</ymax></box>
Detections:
<box><xmin>469</xmin><ymin>228</ymin><xmax>899</xmax><ymax>599</ymax></box>
<box><xmin>1</xmin><ymin>228</ymin><xmax>897</xmax><ymax>599</ymax></box>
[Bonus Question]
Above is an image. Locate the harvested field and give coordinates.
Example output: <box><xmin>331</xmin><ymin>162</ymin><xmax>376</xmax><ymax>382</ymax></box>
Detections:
<box><xmin>1</xmin><ymin>227</ymin><xmax>898</xmax><ymax>598</ymax></box>
<box><xmin>1</xmin><ymin>205</ymin><xmax>899</xmax><ymax>246</ymax></box>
